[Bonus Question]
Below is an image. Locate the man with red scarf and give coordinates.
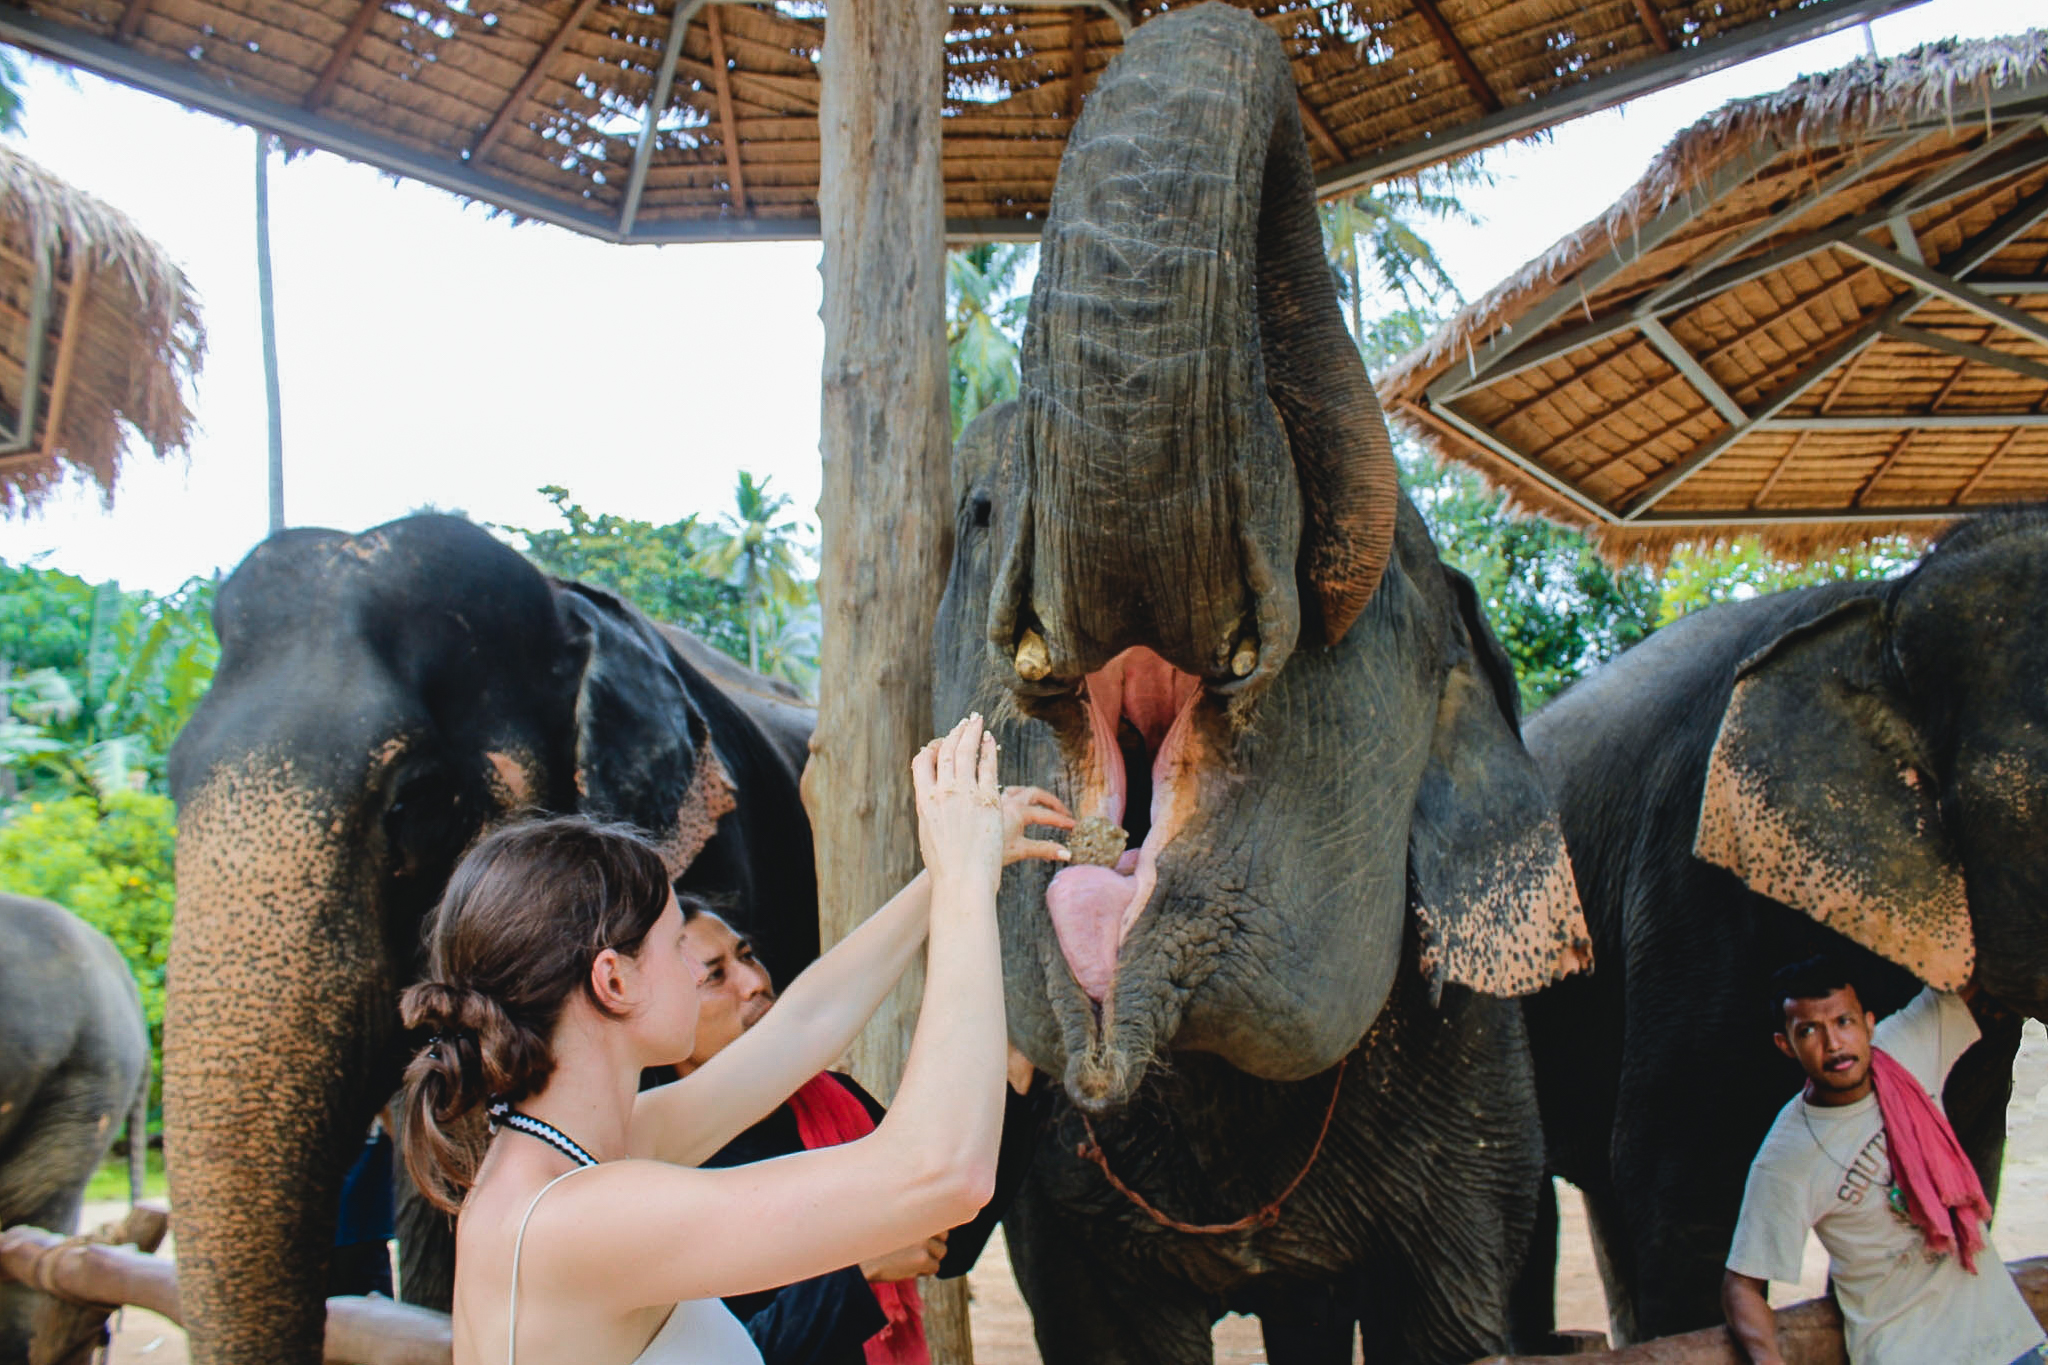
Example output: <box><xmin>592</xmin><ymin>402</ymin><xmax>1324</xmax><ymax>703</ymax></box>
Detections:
<box><xmin>1722</xmin><ymin>954</ymin><xmax>2046</xmax><ymax>1365</ymax></box>
<box><xmin>679</xmin><ymin>904</ymin><xmax>1044</xmax><ymax>1365</ymax></box>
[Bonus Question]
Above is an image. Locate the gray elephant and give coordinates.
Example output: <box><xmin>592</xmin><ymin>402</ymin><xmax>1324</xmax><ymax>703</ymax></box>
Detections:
<box><xmin>0</xmin><ymin>891</ymin><xmax>150</xmax><ymax>1364</ymax></box>
<box><xmin>933</xmin><ymin>8</ymin><xmax>1592</xmax><ymax>1362</ymax></box>
<box><xmin>164</xmin><ymin>514</ymin><xmax>817</xmax><ymax>1365</ymax></box>
<box><xmin>1515</xmin><ymin>508</ymin><xmax>2048</xmax><ymax>1346</ymax></box>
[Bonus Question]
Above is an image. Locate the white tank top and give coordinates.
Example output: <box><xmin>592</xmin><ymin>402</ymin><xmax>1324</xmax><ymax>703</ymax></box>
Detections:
<box><xmin>507</xmin><ymin>1165</ymin><xmax>763</xmax><ymax>1365</ymax></box>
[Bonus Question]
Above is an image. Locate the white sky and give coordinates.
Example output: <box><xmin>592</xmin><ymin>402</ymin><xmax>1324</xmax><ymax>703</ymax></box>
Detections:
<box><xmin>0</xmin><ymin>0</ymin><xmax>2025</xmax><ymax>592</ymax></box>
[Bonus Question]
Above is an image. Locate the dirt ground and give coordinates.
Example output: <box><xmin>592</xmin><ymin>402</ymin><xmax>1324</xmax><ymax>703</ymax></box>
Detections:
<box><xmin>90</xmin><ymin>1021</ymin><xmax>2048</xmax><ymax>1364</ymax></box>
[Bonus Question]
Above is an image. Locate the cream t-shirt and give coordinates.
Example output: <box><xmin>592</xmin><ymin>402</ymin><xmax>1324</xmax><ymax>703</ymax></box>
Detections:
<box><xmin>1727</xmin><ymin>988</ymin><xmax>2045</xmax><ymax>1365</ymax></box>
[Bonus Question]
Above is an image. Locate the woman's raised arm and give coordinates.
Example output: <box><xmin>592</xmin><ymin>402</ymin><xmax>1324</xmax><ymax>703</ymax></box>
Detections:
<box><xmin>629</xmin><ymin>717</ymin><xmax>1071</xmax><ymax>1167</ymax></box>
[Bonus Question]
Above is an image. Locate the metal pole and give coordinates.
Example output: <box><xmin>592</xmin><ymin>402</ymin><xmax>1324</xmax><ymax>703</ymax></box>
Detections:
<box><xmin>255</xmin><ymin>128</ymin><xmax>285</xmax><ymax>535</ymax></box>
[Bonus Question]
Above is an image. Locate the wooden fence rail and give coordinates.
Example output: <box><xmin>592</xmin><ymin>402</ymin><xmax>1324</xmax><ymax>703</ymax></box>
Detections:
<box><xmin>6</xmin><ymin>1209</ymin><xmax>2046</xmax><ymax>1365</ymax></box>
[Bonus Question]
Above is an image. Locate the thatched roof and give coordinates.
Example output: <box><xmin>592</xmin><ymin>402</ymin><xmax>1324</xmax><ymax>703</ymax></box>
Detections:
<box><xmin>1379</xmin><ymin>31</ymin><xmax>2048</xmax><ymax>562</ymax></box>
<box><xmin>0</xmin><ymin>141</ymin><xmax>202</xmax><ymax>514</ymax></box>
<box><xmin>0</xmin><ymin>0</ymin><xmax>1925</xmax><ymax>243</ymax></box>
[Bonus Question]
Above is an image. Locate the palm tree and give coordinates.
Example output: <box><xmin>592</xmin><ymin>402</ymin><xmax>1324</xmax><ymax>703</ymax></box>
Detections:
<box><xmin>690</xmin><ymin>472</ymin><xmax>809</xmax><ymax>673</ymax></box>
<box><xmin>946</xmin><ymin>242</ymin><xmax>1035</xmax><ymax>438</ymax></box>
<box><xmin>1320</xmin><ymin>158</ymin><xmax>1491</xmax><ymax>364</ymax></box>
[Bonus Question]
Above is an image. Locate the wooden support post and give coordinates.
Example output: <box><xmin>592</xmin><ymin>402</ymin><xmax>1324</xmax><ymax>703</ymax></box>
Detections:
<box><xmin>38</xmin><ymin>263</ymin><xmax>88</xmax><ymax>458</ymax></box>
<box><xmin>813</xmin><ymin>0</ymin><xmax>966</xmax><ymax>1358</ymax></box>
<box><xmin>1630</xmin><ymin>0</ymin><xmax>1674</xmax><ymax>52</ymax></box>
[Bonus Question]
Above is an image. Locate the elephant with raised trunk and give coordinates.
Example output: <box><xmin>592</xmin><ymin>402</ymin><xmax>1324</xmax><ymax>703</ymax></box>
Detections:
<box><xmin>165</xmin><ymin>513</ymin><xmax>816</xmax><ymax>1365</ymax></box>
<box><xmin>934</xmin><ymin>8</ymin><xmax>1592</xmax><ymax>1362</ymax></box>
<box><xmin>1515</xmin><ymin>509</ymin><xmax>2048</xmax><ymax>1349</ymax></box>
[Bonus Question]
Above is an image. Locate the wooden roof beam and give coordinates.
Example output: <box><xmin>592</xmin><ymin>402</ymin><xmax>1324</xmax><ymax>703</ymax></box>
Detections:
<box><xmin>1067</xmin><ymin>6</ymin><xmax>1086</xmax><ymax>122</ymax></box>
<box><xmin>1297</xmin><ymin>97</ymin><xmax>1343</xmax><ymax>163</ymax></box>
<box><xmin>618</xmin><ymin>0</ymin><xmax>708</xmax><ymax>235</ymax></box>
<box><xmin>1852</xmin><ymin>429</ymin><xmax>1913</xmax><ymax>506</ymax></box>
<box><xmin>1320</xmin><ymin>0</ymin><xmax>1928</xmax><ymax>194</ymax></box>
<box><xmin>1640</xmin><ymin>316</ymin><xmax>1747</xmax><ymax>425</ymax></box>
<box><xmin>1406</xmin><ymin>397</ymin><xmax>1623</xmax><ymax>524</ymax></box>
<box><xmin>1630</xmin><ymin>0</ymin><xmax>1674</xmax><ymax>53</ymax></box>
<box><xmin>114</xmin><ymin>0</ymin><xmax>151</xmax><ymax>40</ymax></box>
<box><xmin>1836</xmin><ymin>238</ymin><xmax>2048</xmax><ymax>350</ymax></box>
<box><xmin>704</xmin><ymin>5</ymin><xmax>748</xmax><ymax>214</ymax></box>
<box><xmin>1883</xmin><ymin>321</ymin><xmax>2048</xmax><ymax>385</ymax></box>
<box><xmin>1006</xmin><ymin>0</ymin><xmax>1131</xmax><ymax>38</ymax></box>
<box><xmin>1632</xmin><ymin>503</ymin><xmax>1977</xmax><ymax>528</ymax></box>
<box><xmin>305</xmin><ymin>0</ymin><xmax>384</xmax><ymax>112</ymax></box>
<box><xmin>1621</xmin><ymin>313</ymin><xmax>1894</xmax><ymax>517</ymax></box>
<box><xmin>1762</xmin><ymin>413</ymin><xmax>2048</xmax><ymax>431</ymax></box>
<box><xmin>1408</xmin><ymin>0</ymin><xmax>1499</xmax><ymax>114</ymax></box>
<box><xmin>470</xmin><ymin>0</ymin><xmax>606</xmax><ymax>167</ymax></box>
<box><xmin>1466</xmin><ymin>143</ymin><xmax>2048</xmax><ymax>397</ymax></box>
<box><xmin>1955</xmin><ymin>426</ymin><xmax>2028</xmax><ymax>503</ymax></box>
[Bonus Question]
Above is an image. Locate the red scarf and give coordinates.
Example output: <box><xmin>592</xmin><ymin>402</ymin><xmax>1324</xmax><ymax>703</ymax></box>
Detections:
<box><xmin>1869</xmin><ymin>1047</ymin><xmax>1992</xmax><ymax>1273</ymax></box>
<box><xmin>786</xmin><ymin>1073</ymin><xmax>931</xmax><ymax>1365</ymax></box>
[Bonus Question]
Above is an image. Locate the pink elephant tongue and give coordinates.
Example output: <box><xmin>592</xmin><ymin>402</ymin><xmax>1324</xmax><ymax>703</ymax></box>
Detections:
<box><xmin>1046</xmin><ymin>863</ymin><xmax>1142</xmax><ymax>1000</ymax></box>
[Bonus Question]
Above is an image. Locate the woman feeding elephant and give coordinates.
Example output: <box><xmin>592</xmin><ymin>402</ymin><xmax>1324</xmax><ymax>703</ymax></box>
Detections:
<box><xmin>396</xmin><ymin>714</ymin><xmax>1072</xmax><ymax>1365</ymax></box>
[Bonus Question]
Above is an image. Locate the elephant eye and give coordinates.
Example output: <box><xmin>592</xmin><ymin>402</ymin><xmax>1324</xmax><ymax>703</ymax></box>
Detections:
<box><xmin>969</xmin><ymin>491</ymin><xmax>993</xmax><ymax>530</ymax></box>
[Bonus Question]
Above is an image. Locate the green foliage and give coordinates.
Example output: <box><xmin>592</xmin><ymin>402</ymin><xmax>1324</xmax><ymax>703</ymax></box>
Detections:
<box><xmin>1320</xmin><ymin>159</ymin><xmax>1492</xmax><ymax>344</ymax></box>
<box><xmin>948</xmin><ymin>242</ymin><xmax>1034</xmax><ymax>439</ymax></box>
<box><xmin>0</xmin><ymin>792</ymin><xmax>177</xmax><ymax>1106</ymax></box>
<box><xmin>498</xmin><ymin>487</ymin><xmax>752</xmax><ymax>662</ymax></box>
<box><xmin>88</xmin><ymin>1144</ymin><xmax>168</xmax><ymax>1203</ymax></box>
<box><xmin>501</xmin><ymin>482</ymin><xmax>821</xmax><ymax>698</ymax></box>
<box><xmin>0</xmin><ymin>562</ymin><xmax>217</xmax><ymax>803</ymax></box>
<box><xmin>690</xmin><ymin>473</ymin><xmax>816</xmax><ymax>690</ymax></box>
<box><xmin>1654</xmin><ymin>538</ymin><xmax>1916</xmax><ymax>627</ymax></box>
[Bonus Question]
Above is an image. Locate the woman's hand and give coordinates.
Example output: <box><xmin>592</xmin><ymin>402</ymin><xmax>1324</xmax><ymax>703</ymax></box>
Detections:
<box><xmin>1001</xmin><ymin>784</ymin><xmax>1074</xmax><ymax>866</ymax></box>
<box><xmin>862</xmin><ymin>1232</ymin><xmax>949</xmax><ymax>1283</ymax></box>
<box><xmin>913</xmin><ymin>714</ymin><xmax>1004</xmax><ymax>889</ymax></box>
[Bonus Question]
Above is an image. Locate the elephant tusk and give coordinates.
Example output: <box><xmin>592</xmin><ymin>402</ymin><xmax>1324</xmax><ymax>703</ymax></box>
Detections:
<box><xmin>1229</xmin><ymin>640</ymin><xmax>1258</xmax><ymax>677</ymax></box>
<box><xmin>1016</xmin><ymin>628</ymin><xmax>1053</xmax><ymax>681</ymax></box>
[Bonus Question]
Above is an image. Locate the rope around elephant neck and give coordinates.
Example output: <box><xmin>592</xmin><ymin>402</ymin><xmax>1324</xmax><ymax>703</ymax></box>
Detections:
<box><xmin>1075</xmin><ymin>1056</ymin><xmax>1348</xmax><ymax>1236</ymax></box>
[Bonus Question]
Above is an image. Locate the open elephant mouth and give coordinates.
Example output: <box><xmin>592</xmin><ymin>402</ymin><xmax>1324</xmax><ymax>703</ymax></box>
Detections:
<box><xmin>1044</xmin><ymin>646</ymin><xmax>1207</xmax><ymax>1001</ymax></box>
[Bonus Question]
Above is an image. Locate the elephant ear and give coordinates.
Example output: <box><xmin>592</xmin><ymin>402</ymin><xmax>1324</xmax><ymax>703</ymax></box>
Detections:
<box><xmin>1695</xmin><ymin>596</ymin><xmax>1971</xmax><ymax>989</ymax></box>
<box><xmin>1410</xmin><ymin>566</ymin><xmax>1593</xmax><ymax>1001</ymax></box>
<box><xmin>554</xmin><ymin>584</ymin><xmax>737</xmax><ymax>875</ymax></box>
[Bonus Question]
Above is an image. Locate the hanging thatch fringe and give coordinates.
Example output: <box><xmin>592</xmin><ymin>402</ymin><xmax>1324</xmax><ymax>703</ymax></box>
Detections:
<box><xmin>0</xmin><ymin>140</ymin><xmax>203</xmax><ymax>515</ymax></box>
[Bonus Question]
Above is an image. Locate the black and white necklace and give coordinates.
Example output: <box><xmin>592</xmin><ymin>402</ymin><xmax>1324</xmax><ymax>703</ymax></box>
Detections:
<box><xmin>488</xmin><ymin>1100</ymin><xmax>600</xmax><ymax>1168</ymax></box>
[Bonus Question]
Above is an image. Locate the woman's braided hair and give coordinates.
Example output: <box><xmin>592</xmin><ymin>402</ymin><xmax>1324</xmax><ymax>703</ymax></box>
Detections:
<box><xmin>397</xmin><ymin>814</ymin><xmax>677</xmax><ymax>1212</ymax></box>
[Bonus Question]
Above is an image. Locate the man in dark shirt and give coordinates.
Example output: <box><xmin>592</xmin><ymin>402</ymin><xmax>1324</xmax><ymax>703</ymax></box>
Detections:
<box><xmin>681</xmin><ymin>904</ymin><xmax>1043</xmax><ymax>1365</ymax></box>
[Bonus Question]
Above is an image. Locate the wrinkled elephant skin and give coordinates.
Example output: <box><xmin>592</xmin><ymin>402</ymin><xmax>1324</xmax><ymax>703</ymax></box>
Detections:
<box><xmin>933</xmin><ymin>9</ymin><xmax>1590</xmax><ymax>1362</ymax></box>
<box><xmin>1517</xmin><ymin>510</ymin><xmax>2048</xmax><ymax>1347</ymax></box>
<box><xmin>165</xmin><ymin>514</ymin><xmax>816</xmax><ymax>1365</ymax></box>
<box><xmin>0</xmin><ymin>893</ymin><xmax>150</xmax><ymax>1365</ymax></box>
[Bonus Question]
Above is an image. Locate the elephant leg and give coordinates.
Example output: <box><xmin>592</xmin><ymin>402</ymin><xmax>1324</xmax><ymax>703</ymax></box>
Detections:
<box><xmin>1251</xmin><ymin>1281</ymin><xmax>1356</xmax><ymax>1365</ymax></box>
<box><xmin>1005</xmin><ymin>1184</ymin><xmax>1215</xmax><ymax>1365</ymax></box>
<box><xmin>0</xmin><ymin>1095</ymin><xmax>107</xmax><ymax>1364</ymax></box>
<box><xmin>1610</xmin><ymin>1092</ymin><xmax>1756</xmax><ymax>1342</ymax></box>
<box><xmin>1944</xmin><ymin>1010</ymin><xmax>2022</xmax><ymax>1208</ymax></box>
<box><xmin>1504</xmin><ymin>1175</ymin><xmax>1559</xmax><ymax>1352</ymax></box>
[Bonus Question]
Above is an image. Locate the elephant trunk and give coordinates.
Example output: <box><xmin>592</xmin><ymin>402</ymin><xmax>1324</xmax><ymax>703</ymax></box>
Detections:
<box><xmin>991</xmin><ymin>2</ymin><xmax>1397</xmax><ymax>695</ymax></box>
<box><xmin>166</xmin><ymin>762</ymin><xmax>397</xmax><ymax>1365</ymax></box>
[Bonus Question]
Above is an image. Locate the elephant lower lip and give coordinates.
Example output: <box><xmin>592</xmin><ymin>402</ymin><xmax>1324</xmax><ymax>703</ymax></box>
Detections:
<box><xmin>1048</xmin><ymin>849</ymin><xmax>1159</xmax><ymax>999</ymax></box>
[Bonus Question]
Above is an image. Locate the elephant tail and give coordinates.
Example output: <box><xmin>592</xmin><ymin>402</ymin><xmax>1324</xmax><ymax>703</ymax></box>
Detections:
<box><xmin>128</xmin><ymin>1055</ymin><xmax>150</xmax><ymax>1206</ymax></box>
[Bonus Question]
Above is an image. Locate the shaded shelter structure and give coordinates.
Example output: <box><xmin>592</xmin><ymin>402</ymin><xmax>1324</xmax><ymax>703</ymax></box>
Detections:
<box><xmin>1381</xmin><ymin>32</ymin><xmax>2048</xmax><ymax>560</ymax></box>
<box><xmin>0</xmin><ymin>142</ymin><xmax>200</xmax><ymax>514</ymax></box>
<box><xmin>0</xmin><ymin>0</ymin><xmax>1928</xmax><ymax>241</ymax></box>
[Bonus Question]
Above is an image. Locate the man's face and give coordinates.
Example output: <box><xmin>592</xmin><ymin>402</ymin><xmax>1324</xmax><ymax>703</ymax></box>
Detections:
<box><xmin>1774</xmin><ymin>986</ymin><xmax>1877</xmax><ymax>1105</ymax></box>
<box><xmin>679</xmin><ymin>912</ymin><xmax>775</xmax><ymax>1072</ymax></box>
